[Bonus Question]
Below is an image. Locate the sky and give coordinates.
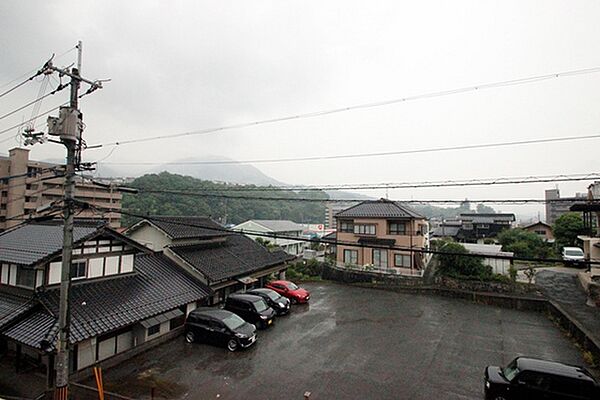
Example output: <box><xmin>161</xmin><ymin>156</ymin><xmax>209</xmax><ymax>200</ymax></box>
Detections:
<box><xmin>1</xmin><ymin>1</ymin><xmax>600</xmax><ymax>221</ymax></box>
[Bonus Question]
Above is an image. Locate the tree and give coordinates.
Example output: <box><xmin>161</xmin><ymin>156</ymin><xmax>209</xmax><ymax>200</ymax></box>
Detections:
<box><xmin>553</xmin><ymin>212</ymin><xmax>585</xmax><ymax>249</ymax></box>
<box><xmin>437</xmin><ymin>242</ymin><xmax>491</xmax><ymax>278</ymax></box>
<box><xmin>476</xmin><ymin>203</ymin><xmax>495</xmax><ymax>214</ymax></box>
<box><xmin>497</xmin><ymin>228</ymin><xmax>551</xmax><ymax>259</ymax></box>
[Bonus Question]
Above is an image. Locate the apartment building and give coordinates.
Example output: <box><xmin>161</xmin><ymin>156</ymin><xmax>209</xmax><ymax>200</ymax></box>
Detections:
<box><xmin>0</xmin><ymin>148</ymin><xmax>122</xmax><ymax>230</ymax></box>
<box><xmin>335</xmin><ymin>199</ymin><xmax>430</xmax><ymax>275</ymax></box>
<box><xmin>545</xmin><ymin>188</ymin><xmax>586</xmax><ymax>225</ymax></box>
<box><xmin>324</xmin><ymin>201</ymin><xmax>359</xmax><ymax>229</ymax></box>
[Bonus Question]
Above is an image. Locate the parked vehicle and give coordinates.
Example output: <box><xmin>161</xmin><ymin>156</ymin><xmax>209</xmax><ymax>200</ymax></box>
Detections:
<box><xmin>562</xmin><ymin>247</ymin><xmax>586</xmax><ymax>267</ymax></box>
<box><xmin>185</xmin><ymin>308</ymin><xmax>257</xmax><ymax>352</ymax></box>
<box><xmin>266</xmin><ymin>280</ymin><xmax>310</xmax><ymax>304</ymax></box>
<box><xmin>246</xmin><ymin>288</ymin><xmax>291</xmax><ymax>315</ymax></box>
<box><xmin>484</xmin><ymin>356</ymin><xmax>600</xmax><ymax>400</ymax></box>
<box><xmin>224</xmin><ymin>293</ymin><xmax>276</xmax><ymax>329</ymax></box>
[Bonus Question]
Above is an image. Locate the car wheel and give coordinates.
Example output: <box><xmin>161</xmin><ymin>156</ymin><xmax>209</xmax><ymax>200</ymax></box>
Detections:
<box><xmin>185</xmin><ymin>331</ymin><xmax>195</xmax><ymax>343</ymax></box>
<box><xmin>227</xmin><ymin>339</ymin><xmax>238</xmax><ymax>352</ymax></box>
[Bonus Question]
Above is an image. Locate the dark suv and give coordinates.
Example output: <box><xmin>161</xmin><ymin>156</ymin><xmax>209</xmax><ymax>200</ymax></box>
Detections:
<box><xmin>246</xmin><ymin>288</ymin><xmax>291</xmax><ymax>315</ymax></box>
<box><xmin>185</xmin><ymin>308</ymin><xmax>257</xmax><ymax>352</ymax></box>
<box><xmin>485</xmin><ymin>357</ymin><xmax>600</xmax><ymax>399</ymax></box>
<box><xmin>224</xmin><ymin>293</ymin><xmax>276</xmax><ymax>329</ymax></box>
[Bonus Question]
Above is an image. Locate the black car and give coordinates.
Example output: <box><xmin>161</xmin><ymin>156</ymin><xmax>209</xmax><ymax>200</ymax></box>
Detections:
<box><xmin>485</xmin><ymin>356</ymin><xmax>600</xmax><ymax>399</ymax></box>
<box><xmin>185</xmin><ymin>308</ymin><xmax>257</xmax><ymax>352</ymax></box>
<box><xmin>224</xmin><ymin>293</ymin><xmax>276</xmax><ymax>329</ymax></box>
<box><xmin>246</xmin><ymin>288</ymin><xmax>291</xmax><ymax>315</ymax></box>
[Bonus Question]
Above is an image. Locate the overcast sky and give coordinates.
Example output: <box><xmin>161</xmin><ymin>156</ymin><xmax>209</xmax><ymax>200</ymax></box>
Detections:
<box><xmin>1</xmin><ymin>1</ymin><xmax>600</xmax><ymax>220</ymax></box>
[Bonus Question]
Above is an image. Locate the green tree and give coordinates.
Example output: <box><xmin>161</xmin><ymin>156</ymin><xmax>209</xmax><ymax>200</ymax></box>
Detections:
<box><xmin>553</xmin><ymin>212</ymin><xmax>585</xmax><ymax>249</ymax></box>
<box><xmin>437</xmin><ymin>242</ymin><xmax>491</xmax><ymax>278</ymax></box>
<box><xmin>497</xmin><ymin>228</ymin><xmax>550</xmax><ymax>259</ymax></box>
<box><xmin>476</xmin><ymin>203</ymin><xmax>495</xmax><ymax>214</ymax></box>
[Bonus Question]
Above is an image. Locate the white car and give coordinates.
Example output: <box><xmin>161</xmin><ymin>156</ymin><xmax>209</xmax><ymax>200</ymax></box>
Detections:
<box><xmin>562</xmin><ymin>247</ymin><xmax>585</xmax><ymax>266</ymax></box>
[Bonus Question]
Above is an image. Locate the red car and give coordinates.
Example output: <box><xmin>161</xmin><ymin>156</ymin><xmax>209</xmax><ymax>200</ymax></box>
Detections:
<box><xmin>265</xmin><ymin>280</ymin><xmax>310</xmax><ymax>304</ymax></box>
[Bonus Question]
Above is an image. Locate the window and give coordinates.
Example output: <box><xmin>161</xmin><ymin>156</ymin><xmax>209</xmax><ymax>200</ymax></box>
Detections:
<box><xmin>535</xmin><ymin>230</ymin><xmax>546</xmax><ymax>235</ymax></box>
<box><xmin>463</xmin><ymin>222</ymin><xmax>473</xmax><ymax>230</ymax></box>
<box><xmin>372</xmin><ymin>249</ymin><xmax>388</xmax><ymax>268</ymax></box>
<box><xmin>343</xmin><ymin>249</ymin><xmax>358</xmax><ymax>265</ymax></box>
<box><xmin>169</xmin><ymin>315</ymin><xmax>185</xmax><ymax>330</ymax></box>
<box><xmin>354</xmin><ymin>224</ymin><xmax>375</xmax><ymax>235</ymax></box>
<box><xmin>147</xmin><ymin>324</ymin><xmax>160</xmax><ymax>336</ymax></box>
<box><xmin>339</xmin><ymin>221</ymin><xmax>354</xmax><ymax>233</ymax></box>
<box><xmin>70</xmin><ymin>261</ymin><xmax>87</xmax><ymax>280</ymax></box>
<box><xmin>16</xmin><ymin>268</ymin><xmax>35</xmax><ymax>288</ymax></box>
<box><xmin>389</xmin><ymin>222</ymin><xmax>406</xmax><ymax>235</ymax></box>
<box><xmin>394</xmin><ymin>254</ymin><xmax>411</xmax><ymax>268</ymax></box>
<box><xmin>478</xmin><ymin>224</ymin><xmax>490</xmax><ymax>229</ymax></box>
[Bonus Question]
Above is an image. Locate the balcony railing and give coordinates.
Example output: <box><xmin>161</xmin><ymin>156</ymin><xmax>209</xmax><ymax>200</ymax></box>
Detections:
<box><xmin>335</xmin><ymin>261</ymin><xmax>424</xmax><ymax>277</ymax></box>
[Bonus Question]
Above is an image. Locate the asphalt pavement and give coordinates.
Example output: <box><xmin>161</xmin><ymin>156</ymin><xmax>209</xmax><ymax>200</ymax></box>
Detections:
<box><xmin>94</xmin><ymin>281</ymin><xmax>589</xmax><ymax>400</ymax></box>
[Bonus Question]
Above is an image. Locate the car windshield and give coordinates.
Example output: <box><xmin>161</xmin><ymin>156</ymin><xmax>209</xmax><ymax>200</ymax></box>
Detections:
<box><xmin>502</xmin><ymin>360</ymin><xmax>520</xmax><ymax>381</ymax></box>
<box><xmin>265</xmin><ymin>290</ymin><xmax>280</xmax><ymax>301</ymax></box>
<box><xmin>565</xmin><ymin>249</ymin><xmax>583</xmax><ymax>256</ymax></box>
<box><xmin>221</xmin><ymin>313</ymin><xmax>246</xmax><ymax>330</ymax></box>
<box><xmin>253</xmin><ymin>298</ymin><xmax>269</xmax><ymax>312</ymax></box>
<box><xmin>286</xmin><ymin>282</ymin><xmax>299</xmax><ymax>290</ymax></box>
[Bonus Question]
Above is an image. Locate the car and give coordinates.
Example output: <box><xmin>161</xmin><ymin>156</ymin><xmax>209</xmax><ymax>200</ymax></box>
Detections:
<box><xmin>562</xmin><ymin>247</ymin><xmax>586</xmax><ymax>267</ymax></box>
<box><xmin>184</xmin><ymin>308</ymin><xmax>257</xmax><ymax>352</ymax></box>
<box><xmin>265</xmin><ymin>280</ymin><xmax>310</xmax><ymax>304</ymax></box>
<box><xmin>224</xmin><ymin>293</ymin><xmax>276</xmax><ymax>329</ymax></box>
<box><xmin>246</xmin><ymin>288</ymin><xmax>291</xmax><ymax>315</ymax></box>
<box><xmin>484</xmin><ymin>356</ymin><xmax>600</xmax><ymax>400</ymax></box>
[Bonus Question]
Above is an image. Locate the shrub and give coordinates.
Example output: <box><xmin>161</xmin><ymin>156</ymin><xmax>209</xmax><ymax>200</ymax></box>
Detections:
<box><xmin>437</xmin><ymin>242</ymin><xmax>492</xmax><ymax>280</ymax></box>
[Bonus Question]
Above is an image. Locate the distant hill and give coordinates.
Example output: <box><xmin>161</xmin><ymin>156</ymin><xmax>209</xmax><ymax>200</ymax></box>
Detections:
<box><xmin>121</xmin><ymin>172</ymin><xmax>328</xmax><ymax>227</ymax></box>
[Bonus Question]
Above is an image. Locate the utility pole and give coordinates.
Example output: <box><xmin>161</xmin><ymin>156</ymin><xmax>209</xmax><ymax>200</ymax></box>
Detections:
<box><xmin>49</xmin><ymin>42</ymin><xmax>103</xmax><ymax>399</ymax></box>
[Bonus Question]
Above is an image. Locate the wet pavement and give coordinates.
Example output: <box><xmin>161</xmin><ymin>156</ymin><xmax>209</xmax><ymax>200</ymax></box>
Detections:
<box><xmin>536</xmin><ymin>269</ymin><xmax>600</xmax><ymax>340</ymax></box>
<box><xmin>93</xmin><ymin>282</ymin><xmax>589</xmax><ymax>400</ymax></box>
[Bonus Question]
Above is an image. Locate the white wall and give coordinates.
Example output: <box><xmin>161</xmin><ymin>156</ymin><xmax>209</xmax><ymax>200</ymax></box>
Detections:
<box><xmin>128</xmin><ymin>223</ymin><xmax>171</xmax><ymax>250</ymax></box>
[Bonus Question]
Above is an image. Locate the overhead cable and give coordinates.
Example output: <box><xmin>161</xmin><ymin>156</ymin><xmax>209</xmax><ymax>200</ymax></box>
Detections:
<box><xmin>85</xmin><ymin>65</ymin><xmax>600</xmax><ymax>149</ymax></box>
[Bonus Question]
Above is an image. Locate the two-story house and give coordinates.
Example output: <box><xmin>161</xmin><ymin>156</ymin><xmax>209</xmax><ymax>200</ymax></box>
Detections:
<box><xmin>232</xmin><ymin>219</ymin><xmax>305</xmax><ymax>255</ymax></box>
<box><xmin>334</xmin><ymin>199</ymin><xmax>429</xmax><ymax>275</ymax></box>
<box><xmin>126</xmin><ymin>216</ymin><xmax>294</xmax><ymax>304</ymax></box>
<box><xmin>0</xmin><ymin>219</ymin><xmax>210</xmax><ymax>385</ymax></box>
<box><xmin>456</xmin><ymin>213</ymin><xmax>515</xmax><ymax>243</ymax></box>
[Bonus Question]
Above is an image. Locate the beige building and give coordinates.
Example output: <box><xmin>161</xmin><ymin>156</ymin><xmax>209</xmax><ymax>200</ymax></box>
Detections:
<box><xmin>335</xmin><ymin>199</ymin><xmax>430</xmax><ymax>275</ymax></box>
<box><xmin>0</xmin><ymin>148</ymin><xmax>122</xmax><ymax>230</ymax></box>
<box><xmin>523</xmin><ymin>221</ymin><xmax>554</xmax><ymax>242</ymax></box>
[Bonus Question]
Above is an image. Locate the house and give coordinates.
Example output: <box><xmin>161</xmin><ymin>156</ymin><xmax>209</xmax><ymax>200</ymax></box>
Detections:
<box><xmin>0</xmin><ymin>219</ymin><xmax>210</xmax><ymax>384</ymax></box>
<box><xmin>321</xmin><ymin>231</ymin><xmax>337</xmax><ymax>258</ymax></box>
<box><xmin>430</xmin><ymin>220</ymin><xmax>462</xmax><ymax>240</ymax></box>
<box><xmin>523</xmin><ymin>221</ymin><xmax>554</xmax><ymax>242</ymax></box>
<box><xmin>0</xmin><ymin>148</ymin><xmax>122</xmax><ymax>230</ymax></box>
<box><xmin>232</xmin><ymin>219</ymin><xmax>305</xmax><ymax>255</ymax></box>
<box><xmin>571</xmin><ymin>181</ymin><xmax>600</xmax><ymax>278</ymax></box>
<box><xmin>461</xmin><ymin>243</ymin><xmax>514</xmax><ymax>275</ymax></box>
<box><xmin>334</xmin><ymin>199</ymin><xmax>430</xmax><ymax>275</ymax></box>
<box><xmin>456</xmin><ymin>213</ymin><xmax>515</xmax><ymax>243</ymax></box>
<box><xmin>127</xmin><ymin>216</ymin><xmax>294</xmax><ymax>304</ymax></box>
<box><xmin>324</xmin><ymin>201</ymin><xmax>359</xmax><ymax>229</ymax></box>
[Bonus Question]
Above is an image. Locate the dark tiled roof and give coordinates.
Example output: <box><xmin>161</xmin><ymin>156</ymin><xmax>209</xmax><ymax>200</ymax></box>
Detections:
<box><xmin>2</xmin><ymin>253</ymin><xmax>211</xmax><ymax>349</ymax></box>
<box><xmin>0</xmin><ymin>287</ymin><xmax>35</xmax><ymax>330</ymax></box>
<box><xmin>140</xmin><ymin>216</ymin><xmax>229</xmax><ymax>239</ymax></box>
<box><xmin>0</xmin><ymin>221</ymin><xmax>102</xmax><ymax>266</ymax></box>
<box><xmin>335</xmin><ymin>199</ymin><xmax>424</xmax><ymax>219</ymax></box>
<box><xmin>170</xmin><ymin>234</ymin><xmax>294</xmax><ymax>283</ymax></box>
<box><xmin>460</xmin><ymin>213</ymin><xmax>515</xmax><ymax>222</ymax></box>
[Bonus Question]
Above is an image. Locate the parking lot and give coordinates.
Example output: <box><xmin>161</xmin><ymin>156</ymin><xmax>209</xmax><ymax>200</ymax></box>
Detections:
<box><xmin>96</xmin><ymin>282</ymin><xmax>589</xmax><ymax>399</ymax></box>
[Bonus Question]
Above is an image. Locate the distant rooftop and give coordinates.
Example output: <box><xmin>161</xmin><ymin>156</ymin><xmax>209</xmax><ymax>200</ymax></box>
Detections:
<box><xmin>335</xmin><ymin>199</ymin><xmax>424</xmax><ymax>219</ymax></box>
<box><xmin>247</xmin><ymin>220</ymin><xmax>304</xmax><ymax>232</ymax></box>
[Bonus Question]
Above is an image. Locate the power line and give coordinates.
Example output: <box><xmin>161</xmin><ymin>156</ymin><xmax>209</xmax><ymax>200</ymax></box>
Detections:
<box><xmin>86</xmin><ymin>205</ymin><xmax>600</xmax><ymax>266</ymax></box>
<box><xmin>85</xmin><ymin>65</ymin><xmax>600</xmax><ymax>150</ymax></box>
<box><xmin>100</xmin><ymin>133</ymin><xmax>600</xmax><ymax>166</ymax></box>
<box><xmin>0</xmin><ymin>70</ymin><xmax>45</xmax><ymax>100</ymax></box>
<box><xmin>0</xmin><ymin>46</ymin><xmax>76</xmax><ymax>91</ymax></box>
<box><xmin>0</xmin><ymin>83</ymin><xmax>67</xmax><ymax>122</ymax></box>
<box><xmin>0</xmin><ymin>102</ymin><xmax>68</xmax><ymax>137</ymax></box>
<box><xmin>100</xmin><ymin>172</ymin><xmax>600</xmax><ymax>193</ymax></box>
<box><xmin>126</xmin><ymin>187</ymin><xmax>598</xmax><ymax>205</ymax></box>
